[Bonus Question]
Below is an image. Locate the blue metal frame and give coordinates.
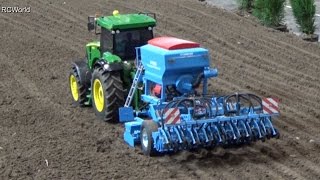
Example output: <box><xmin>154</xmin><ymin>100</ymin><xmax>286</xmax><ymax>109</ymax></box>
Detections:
<box><xmin>119</xmin><ymin>42</ymin><xmax>279</xmax><ymax>154</ymax></box>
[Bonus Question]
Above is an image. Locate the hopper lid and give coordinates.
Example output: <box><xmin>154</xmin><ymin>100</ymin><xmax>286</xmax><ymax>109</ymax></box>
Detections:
<box><xmin>148</xmin><ymin>37</ymin><xmax>200</xmax><ymax>50</ymax></box>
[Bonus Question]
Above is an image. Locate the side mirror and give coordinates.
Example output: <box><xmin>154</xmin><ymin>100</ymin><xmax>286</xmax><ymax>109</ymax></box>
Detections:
<box><xmin>87</xmin><ymin>16</ymin><xmax>95</xmax><ymax>31</ymax></box>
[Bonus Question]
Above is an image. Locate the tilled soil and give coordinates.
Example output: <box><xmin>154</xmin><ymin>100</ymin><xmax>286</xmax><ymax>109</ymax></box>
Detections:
<box><xmin>0</xmin><ymin>0</ymin><xmax>320</xmax><ymax>179</ymax></box>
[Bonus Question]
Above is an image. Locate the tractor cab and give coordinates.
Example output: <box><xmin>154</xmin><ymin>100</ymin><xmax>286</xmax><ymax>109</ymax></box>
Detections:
<box><xmin>87</xmin><ymin>10</ymin><xmax>156</xmax><ymax>63</ymax></box>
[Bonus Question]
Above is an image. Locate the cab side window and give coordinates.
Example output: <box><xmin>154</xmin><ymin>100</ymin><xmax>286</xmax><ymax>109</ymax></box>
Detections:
<box><xmin>100</xmin><ymin>28</ymin><xmax>113</xmax><ymax>55</ymax></box>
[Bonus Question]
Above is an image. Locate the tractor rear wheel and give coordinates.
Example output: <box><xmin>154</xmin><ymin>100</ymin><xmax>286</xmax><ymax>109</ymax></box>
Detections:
<box><xmin>141</xmin><ymin>120</ymin><xmax>159</xmax><ymax>156</ymax></box>
<box><xmin>92</xmin><ymin>67</ymin><xmax>125</xmax><ymax>122</ymax></box>
<box><xmin>69</xmin><ymin>66</ymin><xmax>88</xmax><ymax>106</ymax></box>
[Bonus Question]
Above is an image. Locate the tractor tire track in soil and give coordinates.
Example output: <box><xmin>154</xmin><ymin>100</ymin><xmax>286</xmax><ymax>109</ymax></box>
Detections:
<box><xmin>0</xmin><ymin>0</ymin><xmax>319</xmax><ymax>179</ymax></box>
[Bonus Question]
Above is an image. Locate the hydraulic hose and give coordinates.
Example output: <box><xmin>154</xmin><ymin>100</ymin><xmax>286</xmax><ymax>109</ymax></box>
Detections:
<box><xmin>192</xmin><ymin>72</ymin><xmax>204</xmax><ymax>88</ymax></box>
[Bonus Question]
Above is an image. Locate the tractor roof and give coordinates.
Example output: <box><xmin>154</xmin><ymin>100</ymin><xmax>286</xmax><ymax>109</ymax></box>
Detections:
<box><xmin>96</xmin><ymin>13</ymin><xmax>156</xmax><ymax>30</ymax></box>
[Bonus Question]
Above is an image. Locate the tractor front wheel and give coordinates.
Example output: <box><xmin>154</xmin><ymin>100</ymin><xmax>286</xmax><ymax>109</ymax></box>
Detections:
<box><xmin>92</xmin><ymin>67</ymin><xmax>125</xmax><ymax>122</ymax></box>
<box><xmin>141</xmin><ymin>120</ymin><xmax>159</xmax><ymax>156</ymax></box>
<box><xmin>69</xmin><ymin>66</ymin><xmax>88</xmax><ymax>106</ymax></box>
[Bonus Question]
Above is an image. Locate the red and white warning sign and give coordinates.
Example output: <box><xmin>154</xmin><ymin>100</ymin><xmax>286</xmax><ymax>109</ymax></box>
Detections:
<box><xmin>262</xmin><ymin>97</ymin><xmax>280</xmax><ymax>114</ymax></box>
<box><xmin>162</xmin><ymin>108</ymin><xmax>181</xmax><ymax>124</ymax></box>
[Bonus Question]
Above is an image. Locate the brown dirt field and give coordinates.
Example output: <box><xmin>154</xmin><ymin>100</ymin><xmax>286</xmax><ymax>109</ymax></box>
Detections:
<box><xmin>1</xmin><ymin>0</ymin><xmax>320</xmax><ymax>179</ymax></box>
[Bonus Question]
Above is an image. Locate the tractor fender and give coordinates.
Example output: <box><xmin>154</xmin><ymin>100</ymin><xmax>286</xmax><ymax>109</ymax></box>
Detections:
<box><xmin>93</xmin><ymin>60</ymin><xmax>123</xmax><ymax>71</ymax></box>
<box><xmin>71</xmin><ymin>60</ymin><xmax>92</xmax><ymax>87</ymax></box>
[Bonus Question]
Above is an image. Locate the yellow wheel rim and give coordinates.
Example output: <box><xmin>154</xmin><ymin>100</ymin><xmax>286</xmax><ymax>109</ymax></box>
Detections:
<box><xmin>93</xmin><ymin>79</ymin><xmax>104</xmax><ymax>112</ymax></box>
<box><xmin>70</xmin><ymin>75</ymin><xmax>79</xmax><ymax>101</ymax></box>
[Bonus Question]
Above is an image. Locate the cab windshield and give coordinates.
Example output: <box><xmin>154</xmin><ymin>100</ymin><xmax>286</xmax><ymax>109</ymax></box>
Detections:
<box><xmin>114</xmin><ymin>28</ymin><xmax>153</xmax><ymax>60</ymax></box>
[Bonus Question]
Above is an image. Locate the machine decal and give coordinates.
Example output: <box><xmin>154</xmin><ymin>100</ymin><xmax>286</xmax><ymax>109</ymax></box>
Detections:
<box><xmin>147</xmin><ymin>60</ymin><xmax>160</xmax><ymax>70</ymax></box>
<box><xmin>164</xmin><ymin>108</ymin><xmax>181</xmax><ymax>124</ymax></box>
<box><xmin>262</xmin><ymin>97</ymin><xmax>280</xmax><ymax>114</ymax></box>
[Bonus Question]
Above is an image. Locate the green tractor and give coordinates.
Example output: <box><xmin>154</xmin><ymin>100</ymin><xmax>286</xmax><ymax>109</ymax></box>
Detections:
<box><xmin>69</xmin><ymin>10</ymin><xmax>156</xmax><ymax>122</ymax></box>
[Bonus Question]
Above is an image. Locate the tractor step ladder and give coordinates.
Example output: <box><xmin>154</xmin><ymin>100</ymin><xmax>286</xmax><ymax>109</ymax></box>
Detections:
<box><xmin>124</xmin><ymin>63</ymin><xmax>143</xmax><ymax>107</ymax></box>
<box><xmin>84</xmin><ymin>87</ymin><xmax>92</xmax><ymax>106</ymax></box>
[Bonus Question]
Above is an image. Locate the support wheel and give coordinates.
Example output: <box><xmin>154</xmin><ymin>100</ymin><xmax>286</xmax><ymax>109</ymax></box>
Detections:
<box><xmin>141</xmin><ymin>120</ymin><xmax>159</xmax><ymax>156</ymax></box>
<box><xmin>69</xmin><ymin>66</ymin><xmax>88</xmax><ymax>106</ymax></box>
<box><xmin>92</xmin><ymin>67</ymin><xmax>125</xmax><ymax>122</ymax></box>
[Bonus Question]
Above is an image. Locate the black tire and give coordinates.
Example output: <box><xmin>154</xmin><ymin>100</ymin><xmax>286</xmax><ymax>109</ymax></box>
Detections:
<box><xmin>91</xmin><ymin>67</ymin><xmax>125</xmax><ymax>122</ymax></box>
<box><xmin>141</xmin><ymin>120</ymin><xmax>159</xmax><ymax>156</ymax></box>
<box><xmin>69</xmin><ymin>66</ymin><xmax>88</xmax><ymax>106</ymax></box>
